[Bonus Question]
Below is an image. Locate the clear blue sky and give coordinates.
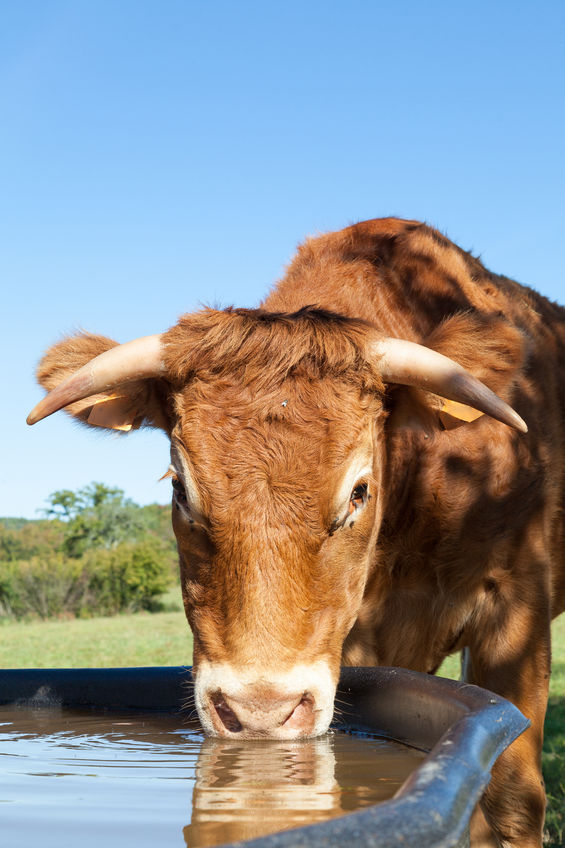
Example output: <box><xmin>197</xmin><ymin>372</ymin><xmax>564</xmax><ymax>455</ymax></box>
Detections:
<box><xmin>2</xmin><ymin>0</ymin><xmax>564</xmax><ymax>518</ymax></box>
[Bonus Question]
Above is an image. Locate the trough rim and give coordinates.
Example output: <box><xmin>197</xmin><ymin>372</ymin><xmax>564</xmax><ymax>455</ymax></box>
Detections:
<box><xmin>0</xmin><ymin>665</ymin><xmax>529</xmax><ymax>848</ymax></box>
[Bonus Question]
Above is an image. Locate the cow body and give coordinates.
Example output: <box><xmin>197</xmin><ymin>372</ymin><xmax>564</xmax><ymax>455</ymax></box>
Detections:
<box><xmin>31</xmin><ymin>218</ymin><xmax>565</xmax><ymax>846</ymax></box>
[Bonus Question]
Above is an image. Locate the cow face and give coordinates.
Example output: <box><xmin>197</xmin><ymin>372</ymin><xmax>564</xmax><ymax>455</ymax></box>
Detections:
<box><xmin>27</xmin><ymin>307</ymin><xmax>525</xmax><ymax>739</ymax></box>
<box><xmin>168</xmin><ymin>376</ymin><xmax>384</xmax><ymax>737</ymax></box>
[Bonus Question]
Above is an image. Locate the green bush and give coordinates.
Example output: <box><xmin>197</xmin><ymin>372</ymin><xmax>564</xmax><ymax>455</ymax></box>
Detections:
<box><xmin>0</xmin><ymin>484</ymin><xmax>177</xmax><ymax>621</ymax></box>
<box><xmin>0</xmin><ymin>519</ymin><xmax>65</xmax><ymax>562</ymax></box>
<box><xmin>0</xmin><ymin>555</ymin><xmax>87</xmax><ymax>619</ymax></box>
<box><xmin>83</xmin><ymin>540</ymin><xmax>173</xmax><ymax>615</ymax></box>
<box><xmin>0</xmin><ymin>542</ymin><xmax>173</xmax><ymax>621</ymax></box>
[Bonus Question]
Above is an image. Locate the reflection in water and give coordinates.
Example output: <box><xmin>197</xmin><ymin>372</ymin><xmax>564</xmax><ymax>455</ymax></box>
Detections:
<box><xmin>0</xmin><ymin>705</ymin><xmax>424</xmax><ymax>848</ymax></box>
<box><xmin>185</xmin><ymin>736</ymin><xmax>339</xmax><ymax>847</ymax></box>
<box><xmin>184</xmin><ymin>732</ymin><xmax>424</xmax><ymax>847</ymax></box>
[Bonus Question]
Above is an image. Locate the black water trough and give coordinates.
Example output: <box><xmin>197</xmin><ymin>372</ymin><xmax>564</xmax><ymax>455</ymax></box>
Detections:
<box><xmin>0</xmin><ymin>666</ymin><xmax>528</xmax><ymax>848</ymax></box>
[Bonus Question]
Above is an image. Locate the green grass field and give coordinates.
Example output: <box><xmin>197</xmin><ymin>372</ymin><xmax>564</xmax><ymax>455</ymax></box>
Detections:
<box><xmin>0</xmin><ymin>594</ymin><xmax>563</xmax><ymax>845</ymax></box>
<box><xmin>0</xmin><ymin>587</ymin><xmax>193</xmax><ymax>668</ymax></box>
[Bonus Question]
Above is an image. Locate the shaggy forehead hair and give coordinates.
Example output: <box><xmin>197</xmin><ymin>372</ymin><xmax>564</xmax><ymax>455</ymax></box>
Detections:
<box><xmin>162</xmin><ymin>306</ymin><xmax>385</xmax><ymax>395</ymax></box>
<box><xmin>165</xmin><ymin>309</ymin><xmax>383</xmax><ymax>538</ymax></box>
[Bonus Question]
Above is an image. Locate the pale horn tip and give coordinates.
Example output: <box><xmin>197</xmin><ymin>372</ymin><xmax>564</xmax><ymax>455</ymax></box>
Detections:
<box><xmin>26</xmin><ymin>402</ymin><xmax>49</xmax><ymax>426</ymax></box>
<box><xmin>511</xmin><ymin>411</ymin><xmax>528</xmax><ymax>434</ymax></box>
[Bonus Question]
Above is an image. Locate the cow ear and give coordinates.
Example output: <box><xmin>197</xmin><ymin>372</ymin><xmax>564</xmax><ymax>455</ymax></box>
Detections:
<box><xmin>386</xmin><ymin>386</ymin><xmax>484</xmax><ymax>435</ymax></box>
<box><xmin>36</xmin><ymin>333</ymin><xmax>171</xmax><ymax>433</ymax></box>
<box><xmin>386</xmin><ymin>313</ymin><xmax>526</xmax><ymax>435</ymax></box>
<box><xmin>386</xmin><ymin>386</ymin><xmax>442</xmax><ymax>435</ymax></box>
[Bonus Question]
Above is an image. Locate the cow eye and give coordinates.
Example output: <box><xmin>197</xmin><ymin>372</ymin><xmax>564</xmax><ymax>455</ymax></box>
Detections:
<box><xmin>172</xmin><ymin>476</ymin><xmax>188</xmax><ymax>508</ymax></box>
<box><xmin>349</xmin><ymin>483</ymin><xmax>368</xmax><ymax>515</ymax></box>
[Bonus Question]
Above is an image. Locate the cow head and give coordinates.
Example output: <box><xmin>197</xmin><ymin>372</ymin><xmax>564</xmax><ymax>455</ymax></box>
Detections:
<box><xmin>27</xmin><ymin>308</ymin><xmax>526</xmax><ymax>738</ymax></box>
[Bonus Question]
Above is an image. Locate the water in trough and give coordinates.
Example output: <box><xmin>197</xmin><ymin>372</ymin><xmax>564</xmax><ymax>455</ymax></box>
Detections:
<box><xmin>0</xmin><ymin>704</ymin><xmax>425</xmax><ymax>847</ymax></box>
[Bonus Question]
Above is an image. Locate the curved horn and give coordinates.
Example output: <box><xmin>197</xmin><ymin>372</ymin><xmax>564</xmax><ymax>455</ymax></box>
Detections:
<box><xmin>26</xmin><ymin>334</ymin><xmax>165</xmax><ymax>426</ymax></box>
<box><xmin>372</xmin><ymin>337</ymin><xmax>527</xmax><ymax>433</ymax></box>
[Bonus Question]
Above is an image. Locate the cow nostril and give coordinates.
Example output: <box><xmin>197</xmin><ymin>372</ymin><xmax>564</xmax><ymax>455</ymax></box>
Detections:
<box><xmin>283</xmin><ymin>692</ymin><xmax>315</xmax><ymax>729</ymax></box>
<box><xmin>211</xmin><ymin>694</ymin><xmax>243</xmax><ymax>733</ymax></box>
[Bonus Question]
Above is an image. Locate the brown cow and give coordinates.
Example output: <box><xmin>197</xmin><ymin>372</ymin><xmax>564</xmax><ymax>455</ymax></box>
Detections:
<box><xmin>27</xmin><ymin>218</ymin><xmax>565</xmax><ymax>847</ymax></box>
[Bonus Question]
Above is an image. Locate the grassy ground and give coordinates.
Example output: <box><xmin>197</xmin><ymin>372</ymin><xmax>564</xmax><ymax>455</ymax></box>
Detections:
<box><xmin>0</xmin><ymin>596</ymin><xmax>563</xmax><ymax>843</ymax></box>
<box><xmin>542</xmin><ymin>616</ymin><xmax>565</xmax><ymax>847</ymax></box>
<box><xmin>0</xmin><ymin>587</ymin><xmax>193</xmax><ymax>668</ymax></box>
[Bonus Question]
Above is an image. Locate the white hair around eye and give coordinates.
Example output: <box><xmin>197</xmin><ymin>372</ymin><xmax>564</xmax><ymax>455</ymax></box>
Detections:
<box><xmin>333</xmin><ymin>449</ymin><xmax>373</xmax><ymax>522</ymax></box>
<box><xmin>170</xmin><ymin>442</ymin><xmax>203</xmax><ymax>515</ymax></box>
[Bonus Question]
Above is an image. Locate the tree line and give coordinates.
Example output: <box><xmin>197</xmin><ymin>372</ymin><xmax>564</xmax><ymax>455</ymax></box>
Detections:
<box><xmin>0</xmin><ymin>483</ymin><xmax>178</xmax><ymax>620</ymax></box>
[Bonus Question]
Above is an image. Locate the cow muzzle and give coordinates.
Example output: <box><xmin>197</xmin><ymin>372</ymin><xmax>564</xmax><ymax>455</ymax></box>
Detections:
<box><xmin>193</xmin><ymin>661</ymin><xmax>337</xmax><ymax>739</ymax></box>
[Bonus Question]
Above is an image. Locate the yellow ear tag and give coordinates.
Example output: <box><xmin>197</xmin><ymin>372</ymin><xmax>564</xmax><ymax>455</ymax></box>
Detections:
<box><xmin>440</xmin><ymin>398</ymin><xmax>484</xmax><ymax>422</ymax></box>
<box><xmin>439</xmin><ymin>397</ymin><xmax>484</xmax><ymax>425</ymax></box>
<box><xmin>87</xmin><ymin>395</ymin><xmax>135</xmax><ymax>431</ymax></box>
